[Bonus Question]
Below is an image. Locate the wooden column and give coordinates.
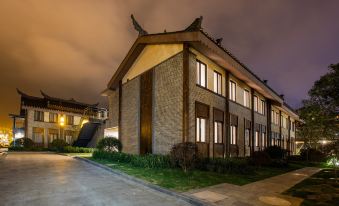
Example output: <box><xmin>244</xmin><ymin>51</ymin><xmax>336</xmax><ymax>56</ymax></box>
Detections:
<box><xmin>182</xmin><ymin>43</ymin><xmax>190</xmax><ymax>142</ymax></box>
<box><xmin>250</xmin><ymin>88</ymin><xmax>255</xmax><ymax>156</ymax></box>
<box><xmin>266</xmin><ymin>99</ymin><xmax>272</xmax><ymax>146</ymax></box>
<box><xmin>288</xmin><ymin>116</ymin><xmax>291</xmax><ymax>155</ymax></box>
<box><xmin>279</xmin><ymin>110</ymin><xmax>282</xmax><ymax>147</ymax></box>
<box><xmin>118</xmin><ymin>80</ymin><xmax>122</xmax><ymax>141</ymax></box>
<box><xmin>225</xmin><ymin>71</ymin><xmax>230</xmax><ymax>157</ymax></box>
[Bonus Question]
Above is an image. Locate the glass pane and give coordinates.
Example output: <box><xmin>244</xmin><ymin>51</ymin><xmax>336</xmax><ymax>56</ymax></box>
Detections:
<box><xmin>214</xmin><ymin>122</ymin><xmax>217</xmax><ymax>143</ymax></box>
<box><xmin>196</xmin><ymin>118</ymin><xmax>200</xmax><ymax>141</ymax></box>
<box><xmin>214</xmin><ymin>73</ymin><xmax>217</xmax><ymax>93</ymax></box>
<box><xmin>201</xmin><ymin>64</ymin><xmax>206</xmax><ymax>87</ymax></box>
<box><xmin>218</xmin><ymin>123</ymin><xmax>222</xmax><ymax>143</ymax></box>
<box><xmin>196</xmin><ymin>62</ymin><xmax>200</xmax><ymax>84</ymax></box>
<box><xmin>201</xmin><ymin>119</ymin><xmax>206</xmax><ymax>142</ymax></box>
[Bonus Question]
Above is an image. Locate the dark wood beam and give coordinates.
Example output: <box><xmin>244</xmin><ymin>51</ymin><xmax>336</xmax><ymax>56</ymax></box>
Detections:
<box><xmin>182</xmin><ymin>43</ymin><xmax>190</xmax><ymax>142</ymax></box>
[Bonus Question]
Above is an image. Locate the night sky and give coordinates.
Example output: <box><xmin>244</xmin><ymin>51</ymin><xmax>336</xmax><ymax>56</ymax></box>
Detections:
<box><xmin>1</xmin><ymin>0</ymin><xmax>338</xmax><ymax>128</ymax></box>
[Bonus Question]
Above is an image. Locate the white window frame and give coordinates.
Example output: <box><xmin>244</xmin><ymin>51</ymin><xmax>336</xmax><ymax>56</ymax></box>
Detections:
<box><xmin>196</xmin><ymin>117</ymin><xmax>206</xmax><ymax>142</ymax></box>
<box><xmin>229</xmin><ymin>81</ymin><xmax>236</xmax><ymax>101</ymax></box>
<box><xmin>213</xmin><ymin>71</ymin><xmax>222</xmax><ymax>95</ymax></box>
<box><xmin>243</xmin><ymin>90</ymin><xmax>250</xmax><ymax>108</ymax></box>
<box><xmin>196</xmin><ymin>60</ymin><xmax>207</xmax><ymax>88</ymax></box>
<box><xmin>254</xmin><ymin>96</ymin><xmax>258</xmax><ymax>112</ymax></box>
<box><xmin>230</xmin><ymin>125</ymin><xmax>237</xmax><ymax>145</ymax></box>
<box><xmin>214</xmin><ymin>121</ymin><xmax>223</xmax><ymax>143</ymax></box>
<box><xmin>255</xmin><ymin>131</ymin><xmax>259</xmax><ymax>147</ymax></box>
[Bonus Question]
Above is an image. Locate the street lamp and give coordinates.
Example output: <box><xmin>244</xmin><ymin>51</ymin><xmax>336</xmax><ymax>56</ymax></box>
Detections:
<box><xmin>59</xmin><ymin>115</ymin><xmax>65</xmax><ymax>140</ymax></box>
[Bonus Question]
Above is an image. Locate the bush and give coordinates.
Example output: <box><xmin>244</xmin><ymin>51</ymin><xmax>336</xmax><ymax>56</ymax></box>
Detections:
<box><xmin>11</xmin><ymin>138</ymin><xmax>35</xmax><ymax>148</ymax></box>
<box><xmin>92</xmin><ymin>150</ymin><xmax>171</xmax><ymax>169</ymax></box>
<box><xmin>170</xmin><ymin>142</ymin><xmax>199</xmax><ymax>172</ymax></box>
<box><xmin>300</xmin><ymin>148</ymin><xmax>327</xmax><ymax>162</ymax></box>
<box><xmin>264</xmin><ymin>146</ymin><xmax>287</xmax><ymax>159</ymax></box>
<box><xmin>62</xmin><ymin>146</ymin><xmax>94</xmax><ymax>153</ymax></box>
<box><xmin>97</xmin><ymin>138</ymin><xmax>122</xmax><ymax>152</ymax></box>
<box><xmin>49</xmin><ymin>139</ymin><xmax>69</xmax><ymax>152</ymax></box>
<box><xmin>250</xmin><ymin>151</ymin><xmax>271</xmax><ymax>166</ymax></box>
<box><xmin>197</xmin><ymin>157</ymin><xmax>254</xmax><ymax>174</ymax></box>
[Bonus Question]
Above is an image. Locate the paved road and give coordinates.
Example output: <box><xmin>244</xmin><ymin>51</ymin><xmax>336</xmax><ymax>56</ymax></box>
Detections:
<box><xmin>0</xmin><ymin>152</ymin><xmax>191</xmax><ymax>206</ymax></box>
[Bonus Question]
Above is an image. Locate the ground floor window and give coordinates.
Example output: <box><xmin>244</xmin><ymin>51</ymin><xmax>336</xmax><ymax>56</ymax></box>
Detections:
<box><xmin>230</xmin><ymin>125</ymin><xmax>237</xmax><ymax>145</ymax></box>
<box><xmin>214</xmin><ymin>122</ymin><xmax>223</xmax><ymax>143</ymax></box>
<box><xmin>261</xmin><ymin>132</ymin><xmax>266</xmax><ymax>148</ymax></box>
<box><xmin>255</xmin><ymin>131</ymin><xmax>259</xmax><ymax>147</ymax></box>
<box><xmin>48</xmin><ymin>129</ymin><xmax>58</xmax><ymax>143</ymax></box>
<box><xmin>245</xmin><ymin>128</ymin><xmax>250</xmax><ymax>146</ymax></box>
<box><xmin>65</xmin><ymin>130</ymin><xmax>74</xmax><ymax>144</ymax></box>
<box><xmin>196</xmin><ymin>117</ymin><xmax>206</xmax><ymax>142</ymax></box>
<box><xmin>33</xmin><ymin>127</ymin><xmax>44</xmax><ymax>143</ymax></box>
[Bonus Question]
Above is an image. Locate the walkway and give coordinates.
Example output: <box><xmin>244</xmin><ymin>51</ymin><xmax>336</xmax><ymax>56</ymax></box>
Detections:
<box><xmin>0</xmin><ymin>152</ymin><xmax>192</xmax><ymax>206</ymax></box>
<box><xmin>187</xmin><ymin>167</ymin><xmax>321</xmax><ymax>206</ymax></box>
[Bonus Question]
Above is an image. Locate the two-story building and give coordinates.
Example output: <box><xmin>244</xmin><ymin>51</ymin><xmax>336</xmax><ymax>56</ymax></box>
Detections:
<box><xmin>10</xmin><ymin>89</ymin><xmax>107</xmax><ymax>147</ymax></box>
<box><xmin>103</xmin><ymin>16</ymin><xmax>299</xmax><ymax>157</ymax></box>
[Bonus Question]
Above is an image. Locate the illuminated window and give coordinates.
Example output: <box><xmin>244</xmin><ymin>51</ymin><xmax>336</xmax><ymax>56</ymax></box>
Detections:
<box><xmin>213</xmin><ymin>71</ymin><xmax>222</xmax><ymax>95</ymax></box>
<box><xmin>243</xmin><ymin>90</ymin><xmax>250</xmax><ymax>107</ymax></box>
<box><xmin>260</xmin><ymin>100</ymin><xmax>265</xmax><ymax>115</ymax></box>
<box><xmin>255</xmin><ymin>131</ymin><xmax>259</xmax><ymax>147</ymax></box>
<box><xmin>261</xmin><ymin>132</ymin><xmax>266</xmax><ymax>148</ymax></box>
<box><xmin>230</xmin><ymin>125</ymin><xmax>237</xmax><ymax>145</ymax></box>
<box><xmin>254</xmin><ymin>96</ymin><xmax>258</xmax><ymax>112</ymax></box>
<box><xmin>196</xmin><ymin>117</ymin><xmax>206</xmax><ymax>142</ymax></box>
<box><xmin>196</xmin><ymin>60</ymin><xmax>207</xmax><ymax>87</ymax></box>
<box><xmin>214</xmin><ymin>122</ymin><xmax>223</xmax><ymax>143</ymax></box>
<box><xmin>34</xmin><ymin>111</ymin><xmax>44</xmax><ymax>122</ymax></box>
<box><xmin>66</xmin><ymin>115</ymin><xmax>74</xmax><ymax>125</ymax></box>
<box><xmin>229</xmin><ymin>81</ymin><xmax>236</xmax><ymax>101</ymax></box>
<box><xmin>245</xmin><ymin>128</ymin><xmax>250</xmax><ymax>146</ymax></box>
<box><xmin>49</xmin><ymin>113</ymin><xmax>58</xmax><ymax>123</ymax></box>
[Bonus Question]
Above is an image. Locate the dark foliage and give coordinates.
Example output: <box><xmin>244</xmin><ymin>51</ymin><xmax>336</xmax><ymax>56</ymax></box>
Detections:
<box><xmin>264</xmin><ymin>146</ymin><xmax>287</xmax><ymax>159</ymax></box>
<box><xmin>11</xmin><ymin>138</ymin><xmax>35</xmax><ymax>148</ymax></box>
<box><xmin>300</xmin><ymin>148</ymin><xmax>327</xmax><ymax>162</ymax></box>
<box><xmin>62</xmin><ymin>146</ymin><xmax>94</xmax><ymax>153</ymax></box>
<box><xmin>170</xmin><ymin>142</ymin><xmax>199</xmax><ymax>172</ymax></box>
<box><xmin>96</xmin><ymin>137</ymin><xmax>122</xmax><ymax>152</ymax></box>
<box><xmin>250</xmin><ymin>151</ymin><xmax>272</xmax><ymax>166</ymax></box>
<box><xmin>49</xmin><ymin>139</ymin><xmax>69</xmax><ymax>151</ymax></box>
<box><xmin>197</xmin><ymin>157</ymin><xmax>254</xmax><ymax>174</ymax></box>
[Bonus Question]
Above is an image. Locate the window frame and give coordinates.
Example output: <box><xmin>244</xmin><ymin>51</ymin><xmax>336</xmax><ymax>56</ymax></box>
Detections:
<box><xmin>214</xmin><ymin>121</ymin><xmax>223</xmax><ymax>144</ymax></box>
<box><xmin>196</xmin><ymin>117</ymin><xmax>207</xmax><ymax>143</ymax></box>
<box><xmin>34</xmin><ymin>111</ymin><xmax>44</xmax><ymax>122</ymax></box>
<box><xmin>230</xmin><ymin>125</ymin><xmax>237</xmax><ymax>145</ymax></box>
<box><xmin>260</xmin><ymin>100</ymin><xmax>265</xmax><ymax>115</ymax></box>
<box><xmin>243</xmin><ymin>89</ymin><xmax>250</xmax><ymax>108</ymax></box>
<box><xmin>213</xmin><ymin>70</ymin><xmax>222</xmax><ymax>95</ymax></box>
<box><xmin>196</xmin><ymin>60</ymin><xmax>207</xmax><ymax>88</ymax></box>
<box><xmin>66</xmin><ymin>115</ymin><xmax>74</xmax><ymax>125</ymax></box>
<box><xmin>253</xmin><ymin>96</ymin><xmax>258</xmax><ymax>112</ymax></box>
<box><xmin>49</xmin><ymin>113</ymin><xmax>58</xmax><ymax>123</ymax></box>
<box><xmin>229</xmin><ymin>80</ymin><xmax>236</xmax><ymax>101</ymax></box>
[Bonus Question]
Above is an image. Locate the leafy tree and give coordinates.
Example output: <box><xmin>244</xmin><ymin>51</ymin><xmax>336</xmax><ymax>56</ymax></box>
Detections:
<box><xmin>297</xmin><ymin>63</ymin><xmax>339</xmax><ymax>154</ymax></box>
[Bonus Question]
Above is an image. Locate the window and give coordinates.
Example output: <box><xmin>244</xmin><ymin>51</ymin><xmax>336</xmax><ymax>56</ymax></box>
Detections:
<box><xmin>214</xmin><ymin>122</ymin><xmax>223</xmax><ymax>143</ymax></box>
<box><xmin>48</xmin><ymin>129</ymin><xmax>58</xmax><ymax>143</ymax></box>
<box><xmin>255</xmin><ymin>131</ymin><xmax>259</xmax><ymax>147</ymax></box>
<box><xmin>196</xmin><ymin>117</ymin><xmax>206</xmax><ymax>142</ymax></box>
<box><xmin>291</xmin><ymin>121</ymin><xmax>295</xmax><ymax>131</ymax></box>
<box><xmin>196</xmin><ymin>60</ymin><xmax>207</xmax><ymax>87</ymax></box>
<box><xmin>245</xmin><ymin>128</ymin><xmax>250</xmax><ymax>146</ymax></box>
<box><xmin>66</xmin><ymin>115</ymin><xmax>74</xmax><ymax>125</ymax></box>
<box><xmin>276</xmin><ymin>112</ymin><xmax>279</xmax><ymax>125</ymax></box>
<box><xmin>65</xmin><ymin>130</ymin><xmax>74</xmax><ymax>144</ymax></box>
<box><xmin>34</xmin><ymin>111</ymin><xmax>44</xmax><ymax>121</ymax></box>
<box><xmin>230</xmin><ymin>125</ymin><xmax>237</xmax><ymax>144</ymax></box>
<box><xmin>243</xmin><ymin>90</ymin><xmax>250</xmax><ymax>107</ymax></box>
<box><xmin>261</xmin><ymin>132</ymin><xmax>266</xmax><ymax>148</ymax></box>
<box><xmin>271</xmin><ymin>110</ymin><xmax>274</xmax><ymax>123</ymax></box>
<box><xmin>254</xmin><ymin>96</ymin><xmax>258</xmax><ymax>112</ymax></box>
<box><xmin>213</xmin><ymin>71</ymin><xmax>222</xmax><ymax>95</ymax></box>
<box><xmin>260</xmin><ymin>100</ymin><xmax>265</xmax><ymax>115</ymax></box>
<box><xmin>33</xmin><ymin>127</ymin><xmax>44</xmax><ymax>143</ymax></box>
<box><xmin>49</xmin><ymin>113</ymin><xmax>58</xmax><ymax>123</ymax></box>
<box><xmin>229</xmin><ymin>81</ymin><xmax>236</xmax><ymax>101</ymax></box>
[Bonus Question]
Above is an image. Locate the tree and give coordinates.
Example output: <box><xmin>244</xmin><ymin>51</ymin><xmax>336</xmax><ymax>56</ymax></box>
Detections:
<box><xmin>297</xmin><ymin>63</ymin><xmax>339</xmax><ymax>154</ymax></box>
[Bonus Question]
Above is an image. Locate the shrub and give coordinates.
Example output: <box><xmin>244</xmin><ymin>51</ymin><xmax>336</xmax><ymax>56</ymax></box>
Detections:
<box><xmin>264</xmin><ymin>146</ymin><xmax>287</xmax><ymax>159</ymax></box>
<box><xmin>49</xmin><ymin>139</ymin><xmax>69</xmax><ymax>152</ymax></box>
<box><xmin>11</xmin><ymin>138</ymin><xmax>35</xmax><ymax>148</ymax></box>
<box><xmin>170</xmin><ymin>142</ymin><xmax>199</xmax><ymax>172</ymax></box>
<box><xmin>197</xmin><ymin>157</ymin><xmax>254</xmax><ymax>174</ymax></box>
<box><xmin>92</xmin><ymin>150</ymin><xmax>171</xmax><ymax>169</ymax></box>
<box><xmin>250</xmin><ymin>151</ymin><xmax>271</xmax><ymax>166</ymax></box>
<box><xmin>62</xmin><ymin>146</ymin><xmax>94</xmax><ymax>153</ymax></box>
<box><xmin>300</xmin><ymin>148</ymin><xmax>327</xmax><ymax>162</ymax></box>
<box><xmin>97</xmin><ymin>138</ymin><xmax>122</xmax><ymax>152</ymax></box>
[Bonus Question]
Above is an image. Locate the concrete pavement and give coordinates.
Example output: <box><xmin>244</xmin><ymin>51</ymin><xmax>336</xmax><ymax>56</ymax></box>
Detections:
<box><xmin>0</xmin><ymin>152</ymin><xmax>192</xmax><ymax>206</ymax></box>
<box><xmin>187</xmin><ymin>167</ymin><xmax>321</xmax><ymax>206</ymax></box>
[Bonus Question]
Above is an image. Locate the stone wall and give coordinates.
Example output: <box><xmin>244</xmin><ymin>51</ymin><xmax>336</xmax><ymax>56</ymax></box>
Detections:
<box><xmin>120</xmin><ymin>77</ymin><xmax>140</xmax><ymax>154</ymax></box>
<box><xmin>107</xmin><ymin>90</ymin><xmax>119</xmax><ymax>128</ymax></box>
<box><xmin>153</xmin><ymin>53</ymin><xmax>184</xmax><ymax>154</ymax></box>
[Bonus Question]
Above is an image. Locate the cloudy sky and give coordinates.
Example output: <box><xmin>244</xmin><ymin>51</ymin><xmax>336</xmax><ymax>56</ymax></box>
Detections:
<box><xmin>0</xmin><ymin>0</ymin><xmax>338</xmax><ymax>128</ymax></box>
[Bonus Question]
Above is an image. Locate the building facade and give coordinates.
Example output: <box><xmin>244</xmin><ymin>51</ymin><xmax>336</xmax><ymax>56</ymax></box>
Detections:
<box><xmin>10</xmin><ymin>90</ymin><xmax>107</xmax><ymax>147</ymax></box>
<box><xmin>103</xmin><ymin>16</ymin><xmax>299</xmax><ymax>157</ymax></box>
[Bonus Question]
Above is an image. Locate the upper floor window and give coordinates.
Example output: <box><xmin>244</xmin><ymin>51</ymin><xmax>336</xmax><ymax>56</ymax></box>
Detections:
<box><xmin>229</xmin><ymin>81</ymin><xmax>236</xmax><ymax>101</ymax></box>
<box><xmin>230</xmin><ymin>125</ymin><xmax>237</xmax><ymax>145</ymax></box>
<box><xmin>276</xmin><ymin>112</ymin><xmax>279</xmax><ymax>125</ymax></box>
<box><xmin>49</xmin><ymin>113</ymin><xmax>58</xmax><ymax>123</ymax></box>
<box><xmin>196</xmin><ymin>60</ymin><xmax>207</xmax><ymax>87</ymax></box>
<box><xmin>260</xmin><ymin>100</ymin><xmax>265</xmax><ymax>115</ymax></box>
<box><xmin>66</xmin><ymin>115</ymin><xmax>74</xmax><ymax>125</ymax></box>
<box><xmin>196</xmin><ymin>117</ymin><xmax>206</xmax><ymax>142</ymax></box>
<box><xmin>213</xmin><ymin>71</ymin><xmax>222</xmax><ymax>95</ymax></box>
<box><xmin>253</xmin><ymin>96</ymin><xmax>258</xmax><ymax>112</ymax></box>
<box><xmin>243</xmin><ymin>90</ymin><xmax>250</xmax><ymax>108</ymax></box>
<box><xmin>34</xmin><ymin>111</ymin><xmax>44</xmax><ymax>122</ymax></box>
<box><xmin>271</xmin><ymin>110</ymin><xmax>275</xmax><ymax>123</ymax></box>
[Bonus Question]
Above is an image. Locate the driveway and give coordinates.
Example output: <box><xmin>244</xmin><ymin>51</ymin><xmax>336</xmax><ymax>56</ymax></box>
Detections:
<box><xmin>0</xmin><ymin>152</ymin><xmax>192</xmax><ymax>206</ymax></box>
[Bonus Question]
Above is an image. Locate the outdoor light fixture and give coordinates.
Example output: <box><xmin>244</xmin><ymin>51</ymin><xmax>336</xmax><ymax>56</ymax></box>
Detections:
<box><xmin>59</xmin><ymin>116</ymin><xmax>65</xmax><ymax>126</ymax></box>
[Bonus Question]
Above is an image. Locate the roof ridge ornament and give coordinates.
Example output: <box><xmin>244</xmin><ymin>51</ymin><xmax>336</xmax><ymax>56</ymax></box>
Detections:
<box><xmin>131</xmin><ymin>14</ymin><xmax>148</xmax><ymax>36</ymax></box>
<box><xmin>184</xmin><ymin>16</ymin><xmax>203</xmax><ymax>32</ymax></box>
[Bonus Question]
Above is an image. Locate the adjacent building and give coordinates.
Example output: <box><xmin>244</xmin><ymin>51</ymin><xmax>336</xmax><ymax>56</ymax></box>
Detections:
<box><xmin>10</xmin><ymin>89</ymin><xmax>107</xmax><ymax>147</ymax></box>
<box><xmin>103</xmin><ymin>16</ymin><xmax>299</xmax><ymax>157</ymax></box>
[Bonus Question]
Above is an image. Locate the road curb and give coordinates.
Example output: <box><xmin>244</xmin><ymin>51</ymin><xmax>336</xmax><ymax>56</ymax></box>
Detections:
<box><xmin>73</xmin><ymin>156</ymin><xmax>209</xmax><ymax>206</ymax></box>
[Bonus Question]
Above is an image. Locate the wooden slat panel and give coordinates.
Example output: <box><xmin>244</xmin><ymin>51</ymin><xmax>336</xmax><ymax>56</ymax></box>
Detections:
<box><xmin>213</xmin><ymin>108</ymin><xmax>224</xmax><ymax>122</ymax></box>
<box><xmin>140</xmin><ymin>69</ymin><xmax>153</xmax><ymax>154</ymax></box>
<box><xmin>196</xmin><ymin>102</ymin><xmax>209</xmax><ymax>118</ymax></box>
<box><xmin>214</xmin><ymin>143</ymin><xmax>224</xmax><ymax>158</ymax></box>
<box><xmin>196</xmin><ymin>142</ymin><xmax>209</xmax><ymax>158</ymax></box>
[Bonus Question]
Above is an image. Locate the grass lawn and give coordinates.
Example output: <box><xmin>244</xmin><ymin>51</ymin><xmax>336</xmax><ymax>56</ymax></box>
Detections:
<box><xmin>84</xmin><ymin>155</ymin><xmax>306</xmax><ymax>192</ymax></box>
<box><xmin>284</xmin><ymin>169</ymin><xmax>339</xmax><ymax>206</ymax></box>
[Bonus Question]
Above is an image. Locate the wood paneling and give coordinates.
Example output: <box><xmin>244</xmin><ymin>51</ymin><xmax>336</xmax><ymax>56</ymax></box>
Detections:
<box><xmin>140</xmin><ymin>69</ymin><xmax>153</xmax><ymax>154</ymax></box>
<box><xmin>196</xmin><ymin>102</ymin><xmax>209</xmax><ymax>118</ymax></box>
